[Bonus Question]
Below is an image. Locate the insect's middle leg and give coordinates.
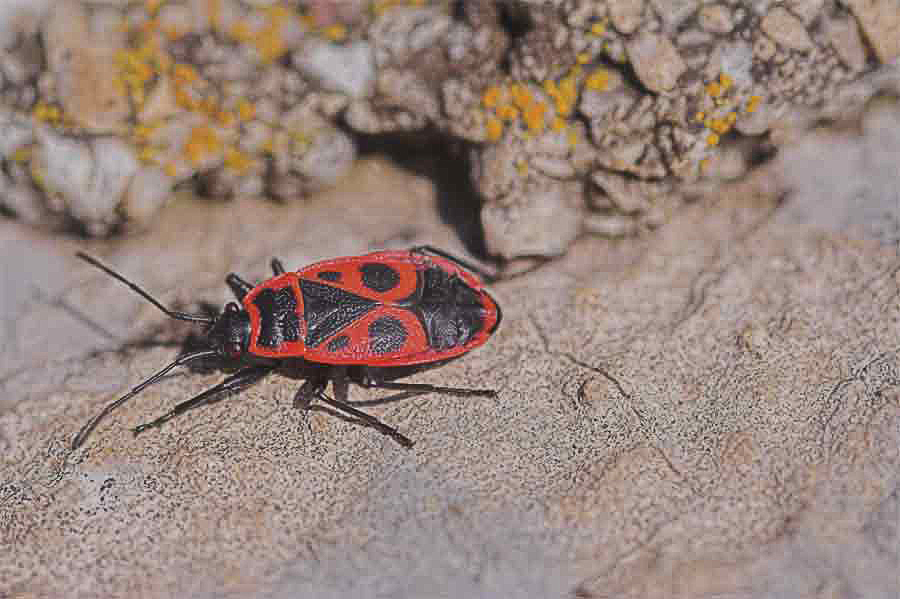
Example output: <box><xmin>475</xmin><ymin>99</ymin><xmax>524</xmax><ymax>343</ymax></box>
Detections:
<box><xmin>133</xmin><ymin>365</ymin><xmax>272</xmax><ymax>435</ymax></box>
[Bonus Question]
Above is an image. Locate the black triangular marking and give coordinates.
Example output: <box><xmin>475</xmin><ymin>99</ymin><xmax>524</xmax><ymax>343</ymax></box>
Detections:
<box><xmin>299</xmin><ymin>279</ymin><xmax>378</xmax><ymax>348</ymax></box>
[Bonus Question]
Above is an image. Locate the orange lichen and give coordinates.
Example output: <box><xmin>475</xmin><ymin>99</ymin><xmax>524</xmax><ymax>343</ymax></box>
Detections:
<box><xmin>551</xmin><ymin>116</ymin><xmax>566</xmax><ymax>132</ymax></box>
<box><xmin>496</xmin><ymin>104</ymin><xmax>519</xmax><ymax>121</ymax></box>
<box><xmin>590</xmin><ymin>20</ymin><xmax>607</xmax><ymax>36</ymax></box>
<box><xmin>706</xmin><ymin>133</ymin><xmax>720</xmax><ymax>146</ymax></box>
<box><xmin>184</xmin><ymin>125</ymin><xmax>220</xmax><ymax>164</ymax></box>
<box><xmin>746</xmin><ymin>95</ymin><xmax>762</xmax><ymax>113</ymax></box>
<box><xmin>585</xmin><ymin>68</ymin><xmax>611</xmax><ymax>92</ymax></box>
<box><xmin>207</xmin><ymin>0</ymin><xmax>222</xmax><ymax>30</ymax></box>
<box><xmin>485</xmin><ymin>117</ymin><xmax>504</xmax><ymax>141</ymax></box>
<box><xmin>706</xmin><ymin>81</ymin><xmax>723</xmax><ymax>98</ymax></box>
<box><xmin>694</xmin><ymin>111</ymin><xmax>705</xmax><ymax>122</ymax></box>
<box><xmin>172</xmin><ymin>63</ymin><xmax>199</xmax><ymax>83</ymax></box>
<box><xmin>719</xmin><ymin>73</ymin><xmax>733</xmax><ymax>90</ymax></box>
<box><xmin>236</xmin><ymin>98</ymin><xmax>256</xmax><ymax>122</ymax></box>
<box><xmin>510</xmin><ymin>83</ymin><xmax>533</xmax><ymax>111</ymax></box>
<box><xmin>32</xmin><ymin>103</ymin><xmax>61</xmax><ymax>123</ymax></box>
<box><xmin>225</xmin><ymin>146</ymin><xmax>253</xmax><ymax>172</ymax></box>
<box><xmin>229</xmin><ymin>21</ymin><xmax>253</xmax><ymax>42</ymax></box>
<box><xmin>709</xmin><ymin>117</ymin><xmax>730</xmax><ymax>134</ymax></box>
<box><xmin>323</xmin><ymin>24</ymin><xmax>347</xmax><ymax>41</ymax></box>
<box><xmin>522</xmin><ymin>100</ymin><xmax>547</xmax><ymax>133</ymax></box>
<box><xmin>482</xmin><ymin>85</ymin><xmax>503</xmax><ymax>109</ymax></box>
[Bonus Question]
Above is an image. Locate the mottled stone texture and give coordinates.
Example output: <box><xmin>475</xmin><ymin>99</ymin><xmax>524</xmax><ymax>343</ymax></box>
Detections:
<box><xmin>2</xmin><ymin>1</ymin><xmax>899</xmax><ymax>255</ymax></box>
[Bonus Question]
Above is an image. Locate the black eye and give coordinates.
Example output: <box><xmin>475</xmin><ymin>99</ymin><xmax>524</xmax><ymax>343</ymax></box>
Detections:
<box><xmin>225</xmin><ymin>342</ymin><xmax>242</xmax><ymax>358</ymax></box>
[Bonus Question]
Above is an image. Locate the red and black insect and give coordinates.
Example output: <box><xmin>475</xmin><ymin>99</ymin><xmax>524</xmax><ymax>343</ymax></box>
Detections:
<box><xmin>71</xmin><ymin>246</ymin><xmax>502</xmax><ymax>449</ymax></box>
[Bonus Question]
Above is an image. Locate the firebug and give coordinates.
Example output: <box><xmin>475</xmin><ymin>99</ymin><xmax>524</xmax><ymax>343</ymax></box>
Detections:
<box><xmin>71</xmin><ymin>247</ymin><xmax>502</xmax><ymax>449</ymax></box>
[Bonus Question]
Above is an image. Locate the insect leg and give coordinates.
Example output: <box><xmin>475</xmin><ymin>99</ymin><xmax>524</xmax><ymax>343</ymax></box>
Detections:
<box><xmin>316</xmin><ymin>392</ymin><xmax>414</xmax><ymax>448</ymax></box>
<box><xmin>356</xmin><ymin>367</ymin><xmax>498</xmax><ymax>398</ymax></box>
<box><xmin>226</xmin><ymin>273</ymin><xmax>253</xmax><ymax>301</ymax></box>
<box><xmin>132</xmin><ymin>366</ymin><xmax>272</xmax><ymax>435</ymax></box>
<box><xmin>271</xmin><ymin>258</ymin><xmax>286</xmax><ymax>276</ymax></box>
<box><xmin>292</xmin><ymin>367</ymin><xmax>413</xmax><ymax>448</ymax></box>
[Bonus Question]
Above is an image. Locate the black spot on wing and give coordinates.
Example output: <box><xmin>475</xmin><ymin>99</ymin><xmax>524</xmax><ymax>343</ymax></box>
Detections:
<box><xmin>326</xmin><ymin>335</ymin><xmax>350</xmax><ymax>352</ymax></box>
<box><xmin>299</xmin><ymin>279</ymin><xmax>377</xmax><ymax>348</ymax></box>
<box><xmin>369</xmin><ymin>316</ymin><xmax>408</xmax><ymax>354</ymax></box>
<box><xmin>253</xmin><ymin>286</ymin><xmax>301</xmax><ymax>348</ymax></box>
<box><xmin>360</xmin><ymin>262</ymin><xmax>400</xmax><ymax>292</ymax></box>
<box><xmin>317</xmin><ymin>270</ymin><xmax>342</xmax><ymax>282</ymax></box>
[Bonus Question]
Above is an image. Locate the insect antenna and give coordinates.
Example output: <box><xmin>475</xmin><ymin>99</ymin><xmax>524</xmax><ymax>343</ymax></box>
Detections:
<box><xmin>71</xmin><ymin>349</ymin><xmax>219</xmax><ymax>449</ymax></box>
<box><xmin>76</xmin><ymin>252</ymin><xmax>215</xmax><ymax>325</ymax></box>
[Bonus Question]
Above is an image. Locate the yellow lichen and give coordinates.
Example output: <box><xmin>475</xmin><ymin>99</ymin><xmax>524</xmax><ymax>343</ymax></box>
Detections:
<box><xmin>225</xmin><ymin>146</ymin><xmax>253</xmax><ymax>172</ymax></box>
<box><xmin>323</xmin><ymin>24</ymin><xmax>347</xmax><ymax>41</ymax></box>
<box><xmin>576</xmin><ymin>52</ymin><xmax>591</xmax><ymax>65</ymax></box>
<box><xmin>706</xmin><ymin>81</ymin><xmax>722</xmax><ymax>98</ymax></box>
<box><xmin>695</xmin><ymin>111</ymin><xmax>705</xmax><ymax>122</ymax></box>
<box><xmin>482</xmin><ymin>85</ymin><xmax>503</xmax><ymax>109</ymax></box>
<box><xmin>229</xmin><ymin>21</ymin><xmax>253</xmax><ymax>43</ymax></box>
<box><xmin>746</xmin><ymin>95</ymin><xmax>762</xmax><ymax>113</ymax></box>
<box><xmin>590</xmin><ymin>20</ymin><xmax>606</xmax><ymax>36</ymax></box>
<box><xmin>719</xmin><ymin>73</ymin><xmax>733</xmax><ymax>90</ymax></box>
<box><xmin>567</xmin><ymin>129</ymin><xmax>579</xmax><ymax>147</ymax></box>
<box><xmin>706</xmin><ymin>133</ymin><xmax>720</xmax><ymax>146</ymax></box>
<box><xmin>496</xmin><ymin>104</ymin><xmax>519</xmax><ymax>121</ymax></box>
<box><xmin>11</xmin><ymin>146</ymin><xmax>32</xmax><ymax>162</ymax></box>
<box><xmin>709</xmin><ymin>117</ymin><xmax>730</xmax><ymax>134</ymax></box>
<box><xmin>184</xmin><ymin>125</ymin><xmax>220</xmax><ymax>164</ymax></box>
<box><xmin>207</xmin><ymin>0</ymin><xmax>221</xmax><ymax>30</ymax></box>
<box><xmin>164</xmin><ymin>162</ymin><xmax>178</xmax><ymax>177</ymax></box>
<box><xmin>32</xmin><ymin>102</ymin><xmax>61</xmax><ymax>123</ymax></box>
<box><xmin>138</xmin><ymin>145</ymin><xmax>158</xmax><ymax>164</ymax></box>
<box><xmin>515</xmin><ymin>159</ymin><xmax>528</xmax><ymax>175</ymax></box>
<box><xmin>485</xmin><ymin>117</ymin><xmax>504</xmax><ymax>141</ymax></box>
<box><xmin>172</xmin><ymin>63</ymin><xmax>199</xmax><ymax>83</ymax></box>
<box><xmin>510</xmin><ymin>83</ymin><xmax>533</xmax><ymax>110</ymax></box>
<box><xmin>551</xmin><ymin>116</ymin><xmax>566</xmax><ymax>132</ymax></box>
<box><xmin>522</xmin><ymin>100</ymin><xmax>547</xmax><ymax>133</ymax></box>
<box><xmin>236</xmin><ymin>98</ymin><xmax>256</xmax><ymax>122</ymax></box>
<box><xmin>585</xmin><ymin>68</ymin><xmax>611</xmax><ymax>92</ymax></box>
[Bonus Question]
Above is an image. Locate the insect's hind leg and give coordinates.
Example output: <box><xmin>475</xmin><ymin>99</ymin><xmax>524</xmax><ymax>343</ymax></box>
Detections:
<box><xmin>271</xmin><ymin>258</ymin><xmax>286</xmax><ymax>276</ymax></box>
<box><xmin>354</xmin><ymin>366</ymin><xmax>498</xmax><ymax>398</ymax></box>
<box><xmin>132</xmin><ymin>366</ymin><xmax>272</xmax><ymax>435</ymax></box>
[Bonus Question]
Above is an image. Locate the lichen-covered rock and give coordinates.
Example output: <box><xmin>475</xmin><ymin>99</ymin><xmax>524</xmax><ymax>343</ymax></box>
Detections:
<box><xmin>2</xmin><ymin>0</ymin><xmax>898</xmax><ymax>255</ymax></box>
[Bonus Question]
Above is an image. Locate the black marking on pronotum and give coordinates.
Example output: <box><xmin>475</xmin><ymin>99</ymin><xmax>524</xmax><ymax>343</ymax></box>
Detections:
<box><xmin>252</xmin><ymin>286</ymin><xmax>301</xmax><ymax>348</ymax></box>
<box><xmin>360</xmin><ymin>262</ymin><xmax>400</xmax><ymax>293</ymax></box>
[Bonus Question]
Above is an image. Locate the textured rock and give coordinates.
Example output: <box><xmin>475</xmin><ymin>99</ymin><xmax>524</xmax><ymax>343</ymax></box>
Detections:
<box><xmin>626</xmin><ymin>32</ymin><xmax>686</xmax><ymax>93</ymax></box>
<box><xmin>844</xmin><ymin>0</ymin><xmax>900</xmax><ymax>63</ymax></box>
<box><xmin>761</xmin><ymin>7</ymin><xmax>814</xmax><ymax>52</ymax></box>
